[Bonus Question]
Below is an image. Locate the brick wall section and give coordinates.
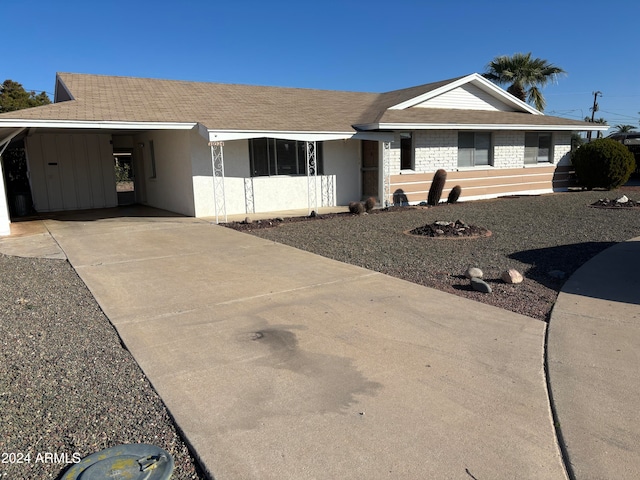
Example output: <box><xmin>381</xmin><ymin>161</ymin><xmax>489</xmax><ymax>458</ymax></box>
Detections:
<box><xmin>388</xmin><ymin>131</ymin><xmax>457</xmax><ymax>174</ymax></box>
<box><xmin>493</xmin><ymin>131</ymin><xmax>526</xmax><ymax>168</ymax></box>
<box><xmin>414</xmin><ymin>131</ymin><xmax>458</xmax><ymax>171</ymax></box>
<box><xmin>554</xmin><ymin>132</ymin><xmax>572</xmax><ymax>166</ymax></box>
<box><xmin>386</xmin><ymin>130</ymin><xmax>572</xmax><ymax>205</ymax></box>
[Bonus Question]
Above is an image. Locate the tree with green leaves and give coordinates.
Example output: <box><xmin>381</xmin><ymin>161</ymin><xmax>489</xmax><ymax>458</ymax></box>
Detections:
<box><xmin>613</xmin><ymin>124</ymin><xmax>637</xmax><ymax>133</ymax></box>
<box><xmin>483</xmin><ymin>52</ymin><xmax>565</xmax><ymax>112</ymax></box>
<box><xmin>0</xmin><ymin>79</ymin><xmax>51</xmax><ymax>113</ymax></box>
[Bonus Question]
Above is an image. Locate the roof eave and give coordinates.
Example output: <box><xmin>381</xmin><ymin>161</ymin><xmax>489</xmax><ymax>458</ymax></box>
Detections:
<box><xmin>208</xmin><ymin>129</ymin><xmax>357</xmax><ymax>142</ymax></box>
<box><xmin>0</xmin><ymin>119</ymin><xmax>198</xmax><ymax>130</ymax></box>
<box><xmin>355</xmin><ymin>122</ymin><xmax>609</xmax><ymax>132</ymax></box>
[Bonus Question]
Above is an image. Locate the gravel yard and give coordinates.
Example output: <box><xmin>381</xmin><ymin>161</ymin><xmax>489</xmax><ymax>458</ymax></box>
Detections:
<box><xmin>228</xmin><ymin>186</ymin><xmax>640</xmax><ymax>322</ymax></box>
<box><xmin>0</xmin><ymin>257</ymin><xmax>206</xmax><ymax>479</ymax></box>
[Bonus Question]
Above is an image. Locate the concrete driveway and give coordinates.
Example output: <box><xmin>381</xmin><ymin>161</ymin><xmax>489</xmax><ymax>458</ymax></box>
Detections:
<box><xmin>4</xmin><ymin>207</ymin><xmax>566</xmax><ymax>479</ymax></box>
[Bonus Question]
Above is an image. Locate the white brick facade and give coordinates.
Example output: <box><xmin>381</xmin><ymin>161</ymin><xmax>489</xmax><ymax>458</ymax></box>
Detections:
<box><xmin>554</xmin><ymin>132</ymin><xmax>572</xmax><ymax>166</ymax></box>
<box><xmin>388</xmin><ymin>130</ymin><xmax>573</xmax><ymax>175</ymax></box>
<box><xmin>493</xmin><ymin>132</ymin><xmax>526</xmax><ymax>168</ymax></box>
<box><xmin>414</xmin><ymin>131</ymin><xmax>458</xmax><ymax>171</ymax></box>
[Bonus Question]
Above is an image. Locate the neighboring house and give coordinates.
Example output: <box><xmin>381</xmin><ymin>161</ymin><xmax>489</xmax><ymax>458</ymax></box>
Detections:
<box><xmin>608</xmin><ymin>131</ymin><xmax>640</xmax><ymax>174</ymax></box>
<box><xmin>0</xmin><ymin>72</ymin><xmax>606</xmax><ymax>235</ymax></box>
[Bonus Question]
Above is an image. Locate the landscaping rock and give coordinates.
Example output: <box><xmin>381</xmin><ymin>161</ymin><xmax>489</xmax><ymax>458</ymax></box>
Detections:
<box><xmin>244</xmin><ymin>216</ymin><xmax>252</xmax><ymax>224</ymax></box>
<box><xmin>501</xmin><ymin>269</ymin><xmax>524</xmax><ymax>284</ymax></box>
<box><xmin>465</xmin><ymin>267</ymin><xmax>483</xmax><ymax>279</ymax></box>
<box><xmin>616</xmin><ymin>195</ymin><xmax>629</xmax><ymax>204</ymax></box>
<box><xmin>470</xmin><ymin>277</ymin><xmax>492</xmax><ymax>293</ymax></box>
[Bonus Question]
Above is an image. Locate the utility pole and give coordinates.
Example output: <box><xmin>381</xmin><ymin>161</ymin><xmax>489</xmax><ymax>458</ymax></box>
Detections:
<box><xmin>587</xmin><ymin>91</ymin><xmax>602</xmax><ymax>141</ymax></box>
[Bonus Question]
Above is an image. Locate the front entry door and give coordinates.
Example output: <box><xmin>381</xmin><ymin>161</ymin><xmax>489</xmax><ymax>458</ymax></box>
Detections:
<box><xmin>361</xmin><ymin>140</ymin><xmax>379</xmax><ymax>200</ymax></box>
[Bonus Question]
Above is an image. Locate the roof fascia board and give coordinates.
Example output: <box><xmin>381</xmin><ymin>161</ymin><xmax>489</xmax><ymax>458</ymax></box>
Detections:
<box><xmin>356</xmin><ymin>122</ymin><xmax>609</xmax><ymax>132</ymax></box>
<box><xmin>351</xmin><ymin>131</ymin><xmax>395</xmax><ymax>142</ymax></box>
<box><xmin>208</xmin><ymin>130</ymin><xmax>355</xmax><ymax>142</ymax></box>
<box><xmin>0</xmin><ymin>119</ymin><xmax>197</xmax><ymax>130</ymax></box>
<box><xmin>389</xmin><ymin>73</ymin><xmax>542</xmax><ymax>115</ymax></box>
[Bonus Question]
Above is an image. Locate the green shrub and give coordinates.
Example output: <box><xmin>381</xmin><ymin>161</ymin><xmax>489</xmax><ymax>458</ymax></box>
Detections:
<box><xmin>572</xmin><ymin>138</ymin><xmax>636</xmax><ymax>190</ymax></box>
<box><xmin>427</xmin><ymin>169</ymin><xmax>447</xmax><ymax>206</ymax></box>
<box><xmin>447</xmin><ymin>185</ymin><xmax>462</xmax><ymax>203</ymax></box>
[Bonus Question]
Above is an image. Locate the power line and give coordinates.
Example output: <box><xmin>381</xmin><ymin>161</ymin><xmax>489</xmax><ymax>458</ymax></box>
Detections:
<box><xmin>599</xmin><ymin>110</ymin><xmax>639</xmax><ymax>121</ymax></box>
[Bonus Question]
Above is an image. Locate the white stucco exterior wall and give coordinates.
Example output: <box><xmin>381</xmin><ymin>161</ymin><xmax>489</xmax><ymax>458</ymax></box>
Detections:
<box><xmin>323</xmin><ymin>139</ymin><xmax>360</xmax><ymax>205</ymax></box>
<box><xmin>191</xmin><ymin>137</ymin><xmax>357</xmax><ymax>217</ymax></box>
<box><xmin>135</xmin><ymin>130</ymin><xmax>195</xmax><ymax>216</ymax></box>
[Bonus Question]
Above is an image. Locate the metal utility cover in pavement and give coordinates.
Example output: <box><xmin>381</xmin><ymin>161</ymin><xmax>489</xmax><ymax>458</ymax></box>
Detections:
<box><xmin>61</xmin><ymin>444</ymin><xmax>174</xmax><ymax>480</ymax></box>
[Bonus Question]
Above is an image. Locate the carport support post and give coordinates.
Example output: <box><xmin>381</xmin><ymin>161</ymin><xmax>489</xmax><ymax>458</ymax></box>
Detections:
<box><xmin>209</xmin><ymin>141</ymin><xmax>227</xmax><ymax>224</ymax></box>
<box><xmin>306</xmin><ymin>141</ymin><xmax>318</xmax><ymax>215</ymax></box>
<box><xmin>382</xmin><ymin>141</ymin><xmax>391</xmax><ymax>207</ymax></box>
<box><xmin>0</xmin><ymin>155</ymin><xmax>10</xmax><ymax>235</ymax></box>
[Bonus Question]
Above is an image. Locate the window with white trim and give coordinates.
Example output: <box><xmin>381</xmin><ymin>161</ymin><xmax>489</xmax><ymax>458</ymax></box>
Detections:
<box><xmin>524</xmin><ymin>132</ymin><xmax>552</xmax><ymax>164</ymax></box>
<box><xmin>458</xmin><ymin>132</ymin><xmax>491</xmax><ymax>167</ymax></box>
<box><xmin>248</xmin><ymin>138</ymin><xmax>324</xmax><ymax>176</ymax></box>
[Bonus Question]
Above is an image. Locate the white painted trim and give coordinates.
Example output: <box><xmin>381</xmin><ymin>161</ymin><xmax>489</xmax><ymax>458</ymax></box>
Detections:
<box><xmin>208</xmin><ymin>130</ymin><xmax>355</xmax><ymax>142</ymax></box>
<box><xmin>210</xmin><ymin>130</ymin><xmax>395</xmax><ymax>142</ymax></box>
<box><xmin>389</xmin><ymin>73</ymin><xmax>542</xmax><ymax>115</ymax></box>
<box><xmin>0</xmin><ymin>119</ymin><xmax>197</xmax><ymax>130</ymax></box>
<box><xmin>356</xmin><ymin>122</ymin><xmax>608</xmax><ymax>132</ymax></box>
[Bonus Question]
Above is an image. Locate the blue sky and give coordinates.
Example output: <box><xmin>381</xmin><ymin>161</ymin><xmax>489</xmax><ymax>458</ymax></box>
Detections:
<box><xmin>3</xmin><ymin>0</ymin><xmax>639</xmax><ymax>132</ymax></box>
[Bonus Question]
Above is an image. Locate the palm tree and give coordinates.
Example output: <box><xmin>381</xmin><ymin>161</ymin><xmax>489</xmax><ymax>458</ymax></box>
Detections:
<box><xmin>483</xmin><ymin>52</ymin><xmax>566</xmax><ymax>112</ymax></box>
<box><xmin>613</xmin><ymin>124</ymin><xmax>637</xmax><ymax>133</ymax></box>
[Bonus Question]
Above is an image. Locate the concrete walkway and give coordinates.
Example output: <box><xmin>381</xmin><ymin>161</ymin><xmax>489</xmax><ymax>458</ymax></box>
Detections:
<box><xmin>1</xmin><ymin>207</ymin><xmax>569</xmax><ymax>479</ymax></box>
<box><xmin>547</xmin><ymin>237</ymin><xmax>640</xmax><ymax>480</ymax></box>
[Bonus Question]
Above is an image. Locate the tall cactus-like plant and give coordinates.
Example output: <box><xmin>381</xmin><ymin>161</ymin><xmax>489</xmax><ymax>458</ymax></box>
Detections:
<box><xmin>427</xmin><ymin>169</ymin><xmax>447</xmax><ymax>206</ymax></box>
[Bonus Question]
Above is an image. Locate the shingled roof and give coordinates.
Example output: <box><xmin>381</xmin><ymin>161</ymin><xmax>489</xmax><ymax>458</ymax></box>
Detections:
<box><xmin>0</xmin><ymin>73</ymin><xmax>598</xmax><ymax>133</ymax></box>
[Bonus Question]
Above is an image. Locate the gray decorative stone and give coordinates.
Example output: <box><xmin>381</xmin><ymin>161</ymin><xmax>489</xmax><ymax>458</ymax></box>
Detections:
<box><xmin>471</xmin><ymin>277</ymin><xmax>492</xmax><ymax>293</ymax></box>
<box><xmin>244</xmin><ymin>216</ymin><xmax>252</xmax><ymax>224</ymax></box>
<box><xmin>616</xmin><ymin>195</ymin><xmax>629</xmax><ymax>204</ymax></box>
<box><xmin>435</xmin><ymin>220</ymin><xmax>451</xmax><ymax>226</ymax></box>
<box><xmin>465</xmin><ymin>267</ymin><xmax>483</xmax><ymax>279</ymax></box>
<box><xmin>501</xmin><ymin>269</ymin><xmax>524</xmax><ymax>284</ymax></box>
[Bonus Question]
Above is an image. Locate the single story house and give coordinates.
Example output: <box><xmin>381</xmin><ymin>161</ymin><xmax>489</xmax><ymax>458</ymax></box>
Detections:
<box><xmin>0</xmin><ymin>72</ymin><xmax>606</xmax><ymax>235</ymax></box>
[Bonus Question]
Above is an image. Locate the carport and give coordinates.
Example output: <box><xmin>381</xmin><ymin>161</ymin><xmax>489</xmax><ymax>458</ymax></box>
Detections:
<box><xmin>0</xmin><ymin>119</ymin><xmax>198</xmax><ymax>236</ymax></box>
